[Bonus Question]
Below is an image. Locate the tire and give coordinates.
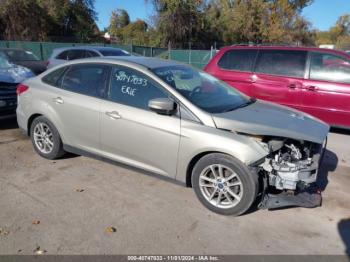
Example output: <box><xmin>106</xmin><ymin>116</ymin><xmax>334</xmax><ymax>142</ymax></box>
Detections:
<box><xmin>30</xmin><ymin>116</ymin><xmax>65</xmax><ymax>160</ymax></box>
<box><xmin>192</xmin><ymin>153</ymin><xmax>258</xmax><ymax>216</ymax></box>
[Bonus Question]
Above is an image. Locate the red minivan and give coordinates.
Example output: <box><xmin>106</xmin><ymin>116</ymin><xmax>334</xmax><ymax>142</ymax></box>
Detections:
<box><xmin>205</xmin><ymin>46</ymin><xmax>350</xmax><ymax>129</ymax></box>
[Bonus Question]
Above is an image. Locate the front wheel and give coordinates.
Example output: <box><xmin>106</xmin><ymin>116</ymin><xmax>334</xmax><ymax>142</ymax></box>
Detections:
<box><xmin>192</xmin><ymin>153</ymin><xmax>258</xmax><ymax>216</ymax></box>
<box><xmin>30</xmin><ymin>116</ymin><xmax>66</xmax><ymax>160</ymax></box>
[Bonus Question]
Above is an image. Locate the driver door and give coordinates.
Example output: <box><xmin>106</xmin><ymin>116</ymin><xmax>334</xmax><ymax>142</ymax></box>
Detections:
<box><xmin>100</xmin><ymin>65</ymin><xmax>181</xmax><ymax>178</ymax></box>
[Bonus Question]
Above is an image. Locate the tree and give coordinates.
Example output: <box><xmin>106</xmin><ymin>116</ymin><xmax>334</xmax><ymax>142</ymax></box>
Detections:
<box><xmin>211</xmin><ymin>0</ymin><xmax>314</xmax><ymax>45</ymax></box>
<box><xmin>0</xmin><ymin>0</ymin><xmax>99</xmax><ymax>41</ymax></box>
<box><xmin>0</xmin><ymin>0</ymin><xmax>51</xmax><ymax>41</ymax></box>
<box><xmin>315</xmin><ymin>14</ymin><xmax>350</xmax><ymax>49</ymax></box>
<box><xmin>110</xmin><ymin>9</ymin><xmax>130</xmax><ymax>31</ymax></box>
<box><xmin>150</xmin><ymin>0</ymin><xmax>207</xmax><ymax>48</ymax></box>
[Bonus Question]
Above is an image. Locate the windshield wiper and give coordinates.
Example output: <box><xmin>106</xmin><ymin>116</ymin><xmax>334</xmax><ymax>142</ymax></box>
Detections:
<box><xmin>223</xmin><ymin>98</ymin><xmax>256</xmax><ymax>113</ymax></box>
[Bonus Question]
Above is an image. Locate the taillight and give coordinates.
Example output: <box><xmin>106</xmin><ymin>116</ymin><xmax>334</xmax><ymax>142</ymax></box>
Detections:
<box><xmin>16</xmin><ymin>84</ymin><xmax>29</xmax><ymax>95</ymax></box>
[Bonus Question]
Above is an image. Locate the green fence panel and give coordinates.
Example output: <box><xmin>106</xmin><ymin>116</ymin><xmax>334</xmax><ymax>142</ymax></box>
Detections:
<box><xmin>0</xmin><ymin>40</ymin><xmax>212</xmax><ymax>67</ymax></box>
<box><xmin>109</xmin><ymin>43</ymin><xmax>132</xmax><ymax>53</ymax></box>
<box><xmin>0</xmin><ymin>41</ymin><xmax>8</xmax><ymax>48</ymax></box>
<box><xmin>169</xmin><ymin>50</ymin><xmax>211</xmax><ymax>68</ymax></box>
<box><xmin>190</xmin><ymin>50</ymin><xmax>212</xmax><ymax>69</ymax></box>
<box><xmin>132</xmin><ymin>45</ymin><xmax>151</xmax><ymax>57</ymax></box>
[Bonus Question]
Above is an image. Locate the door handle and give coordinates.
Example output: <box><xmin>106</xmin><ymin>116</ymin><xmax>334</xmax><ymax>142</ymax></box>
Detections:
<box><xmin>304</xmin><ymin>85</ymin><xmax>318</xmax><ymax>91</ymax></box>
<box><xmin>250</xmin><ymin>74</ymin><xmax>257</xmax><ymax>83</ymax></box>
<box><xmin>53</xmin><ymin>97</ymin><xmax>64</xmax><ymax>104</ymax></box>
<box><xmin>288</xmin><ymin>83</ymin><xmax>297</xmax><ymax>89</ymax></box>
<box><xmin>105</xmin><ymin>111</ymin><xmax>121</xmax><ymax>120</ymax></box>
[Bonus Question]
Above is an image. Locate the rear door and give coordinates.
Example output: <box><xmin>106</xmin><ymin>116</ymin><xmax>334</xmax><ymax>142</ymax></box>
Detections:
<box><xmin>47</xmin><ymin>63</ymin><xmax>110</xmax><ymax>152</ymax></box>
<box><xmin>251</xmin><ymin>49</ymin><xmax>307</xmax><ymax>109</ymax></box>
<box><xmin>209</xmin><ymin>49</ymin><xmax>258</xmax><ymax>96</ymax></box>
<box><xmin>301</xmin><ymin>51</ymin><xmax>350</xmax><ymax>127</ymax></box>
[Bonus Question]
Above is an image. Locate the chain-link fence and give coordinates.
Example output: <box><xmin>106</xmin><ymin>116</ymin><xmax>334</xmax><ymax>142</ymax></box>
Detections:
<box><xmin>0</xmin><ymin>40</ymin><xmax>216</xmax><ymax>69</ymax></box>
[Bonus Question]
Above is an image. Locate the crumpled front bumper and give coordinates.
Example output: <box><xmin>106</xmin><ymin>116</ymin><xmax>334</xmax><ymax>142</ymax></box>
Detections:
<box><xmin>258</xmin><ymin>137</ymin><xmax>327</xmax><ymax>210</ymax></box>
<box><xmin>258</xmin><ymin>186</ymin><xmax>322</xmax><ymax>210</ymax></box>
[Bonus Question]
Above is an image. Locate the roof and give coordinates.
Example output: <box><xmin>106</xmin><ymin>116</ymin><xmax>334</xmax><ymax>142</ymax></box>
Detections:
<box><xmin>102</xmin><ymin>56</ymin><xmax>183</xmax><ymax>69</ymax></box>
<box><xmin>220</xmin><ymin>45</ymin><xmax>350</xmax><ymax>58</ymax></box>
<box><xmin>52</xmin><ymin>45</ymin><xmax>126</xmax><ymax>52</ymax></box>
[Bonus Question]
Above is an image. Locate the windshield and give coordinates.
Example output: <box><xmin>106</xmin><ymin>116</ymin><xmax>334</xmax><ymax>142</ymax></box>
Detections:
<box><xmin>99</xmin><ymin>49</ymin><xmax>130</xmax><ymax>57</ymax></box>
<box><xmin>152</xmin><ymin>65</ymin><xmax>250</xmax><ymax>113</ymax></box>
<box><xmin>0</xmin><ymin>53</ymin><xmax>12</xmax><ymax>69</ymax></box>
<box><xmin>3</xmin><ymin>50</ymin><xmax>39</xmax><ymax>61</ymax></box>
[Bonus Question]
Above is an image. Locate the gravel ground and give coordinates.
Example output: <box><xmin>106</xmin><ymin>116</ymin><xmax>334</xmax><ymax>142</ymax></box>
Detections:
<box><xmin>0</xmin><ymin>118</ymin><xmax>349</xmax><ymax>255</ymax></box>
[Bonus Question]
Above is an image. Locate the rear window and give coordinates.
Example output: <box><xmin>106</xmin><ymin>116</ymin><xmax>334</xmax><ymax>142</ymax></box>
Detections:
<box><xmin>56</xmin><ymin>51</ymin><xmax>69</xmax><ymax>60</ymax></box>
<box><xmin>255</xmin><ymin>50</ymin><xmax>307</xmax><ymax>78</ymax></box>
<box><xmin>56</xmin><ymin>50</ymin><xmax>86</xmax><ymax>60</ymax></box>
<box><xmin>4</xmin><ymin>50</ymin><xmax>39</xmax><ymax>61</ymax></box>
<box><xmin>218</xmin><ymin>49</ymin><xmax>257</xmax><ymax>72</ymax></box>
<box><xmin>61</xmin><ymin>64</ymin><xmax>109</xmax><ymax>97</ymax></box>
<box><xmin>42</xmin><ymin>67</ymin><xmax>67</xmax><ymax>87</ymax></box>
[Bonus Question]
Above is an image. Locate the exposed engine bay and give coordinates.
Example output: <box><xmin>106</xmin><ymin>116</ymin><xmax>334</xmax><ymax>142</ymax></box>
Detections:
<box><xmin>260</xmin><ymin>138</ymin><xmax>322</xmax><ymax>191</ymax></box>
<box><xmin>250</xmin><ymin>135</ymin><xmax>326</xmax><ymax>209</ymax></box>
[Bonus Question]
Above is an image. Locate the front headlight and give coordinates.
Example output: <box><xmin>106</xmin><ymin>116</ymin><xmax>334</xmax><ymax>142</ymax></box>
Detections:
<box><xmin>237</xmin><ymin>132</ymin><xmax>269</xmax><ymax>152</ymax></box>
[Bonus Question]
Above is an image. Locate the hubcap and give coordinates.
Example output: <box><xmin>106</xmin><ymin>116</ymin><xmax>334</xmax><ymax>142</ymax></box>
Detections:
<box><xmin>199</xmin><ymin>164</ymin><xmax>243</xmax><ymax>209</ymax></box>
<box><xmin>33</xmin><ymin>123</ymin><xmax>54</xmax><ymax>154</ymax></box>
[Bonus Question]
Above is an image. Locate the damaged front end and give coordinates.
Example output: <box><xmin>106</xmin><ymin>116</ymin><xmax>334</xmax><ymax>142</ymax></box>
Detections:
<box><xmin>250</xmin><ymin>136</ymin><xmax>327</xmax><ymax>210</ymax></box>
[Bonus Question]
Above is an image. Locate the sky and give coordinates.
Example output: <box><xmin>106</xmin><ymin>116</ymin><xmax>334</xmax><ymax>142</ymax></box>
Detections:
<box><xmin>95</xmin><ymin>0</ymin><xmax>350</xmax><ymax>31</ymax></box>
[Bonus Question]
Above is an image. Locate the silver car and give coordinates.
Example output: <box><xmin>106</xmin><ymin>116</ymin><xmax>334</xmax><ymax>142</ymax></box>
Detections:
<box><xmin>47</xmin><ymin>46</ymin><xmax>130</xmax><ymax>69</ymax></box>
<box><xmin>16</xmin><ymin>57</ymin><xmax>329</xmax><ymax>216</ymax></box>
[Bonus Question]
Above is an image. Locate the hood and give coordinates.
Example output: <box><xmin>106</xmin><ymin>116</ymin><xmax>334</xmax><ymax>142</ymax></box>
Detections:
<box><xmin>13</xmin><ymin>60</ymin><xmax>47</xmax><ymax>75</ymax></box>
<box><xmin>0</xmin><ymin>64</ymin><xmax>34</xmax><ymax>83</ymax></box>
<box><xmin>213</xmin><ymin>100</ymin><xmax>329</xmax><ymax>144</ymax></box>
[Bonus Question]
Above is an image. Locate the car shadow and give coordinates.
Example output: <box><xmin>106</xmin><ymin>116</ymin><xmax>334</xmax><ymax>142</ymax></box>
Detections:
<box><xmin>338</xmin><ymin>219</ymin><xmax>350</xmax><ymax>255</ymax></box>
<box><xmin>0</xmin><ymin>117</ymin><xmax>18</xmax><ymax>130</ymax></box>
<box><xmin>330</xmin><ymin>127</ymin><xmax>350</xmax><ymax>136</ymax></box>
<box><xmin>317</xmin><ymin>149</ymin><xmax>338</xmax><ymax>191</ymax></box>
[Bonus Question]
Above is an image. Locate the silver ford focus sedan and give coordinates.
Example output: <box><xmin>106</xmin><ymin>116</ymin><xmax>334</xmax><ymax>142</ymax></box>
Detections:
<box><xmin>16</xmin><ymin>57</ymin><xmax>329</xmax><ymax>216</ymax></box>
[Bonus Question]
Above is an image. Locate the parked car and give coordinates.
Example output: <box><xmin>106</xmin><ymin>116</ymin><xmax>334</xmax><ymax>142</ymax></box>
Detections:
<box><xmin>205</xmin><ymin>45</ymin><xmax>350</xmax><ymax>129</ymax></box>
<box><xmin>47</xmin><ymin>46</ymin><xmax>130</xmax><ymax>69</ymax></box>
<box><xmin>0</xmin><ymin>52</ymin><xmax>34</xmax><ymax>120</ymax></box>
<box><xmin>17</xmin><ymin>57</ymin><xmax>329</xmax><ymax>215</ymax></box>
<box><xmin>0</xmin><ymin>48</ymin><xmax>46</xmax><ymax>75</ymax></box>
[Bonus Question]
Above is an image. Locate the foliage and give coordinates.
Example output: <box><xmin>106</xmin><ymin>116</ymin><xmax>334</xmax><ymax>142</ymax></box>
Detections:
<box><xmin>316</xmin><ymin>14</ymin><xmax>350</xmax><ymax>49</ymax></box>
<box><xmin>135</xmin><ymin>0</ymin><xmax>315</xmax><ymax>48</ymax></box>
<box><xmin>0</xmin><ymin>0</ymin><xmax>99</xmax><ymax>42</ymax></box>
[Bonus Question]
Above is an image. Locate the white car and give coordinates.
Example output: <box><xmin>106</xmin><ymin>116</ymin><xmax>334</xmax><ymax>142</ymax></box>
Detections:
<box><xmin>47</xmin><ymin>46</ymin><xmax>130</xmax><ymax>69</ymax></box>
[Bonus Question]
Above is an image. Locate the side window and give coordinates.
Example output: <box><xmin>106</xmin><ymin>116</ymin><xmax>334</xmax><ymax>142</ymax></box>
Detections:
<box><xmin>218</xmin><ymin>49</ymin><xmax>257</xmax><ymax>72</ymax></box>
<box><xmin>309</xmin><ymin>52</ymin><xmax>350</xmax><ymax>84</ymax></box>
<box><xmin>42</xmin><ymin>67</ymin><xmax>67</xmax><ymax>87</ymax></box>
<box><xmin>67</xmin><ymin>50</ymin><xmax>85</xmax><ymax>60</ymax></box>
<box><xmin>56</xmin><ymin>51</ymin><xmax>69</xmax><ymax>60</ymax></box>
<box><xmin>61</xmin><ymin>64</ymin><xmax>109</xmax><ymax>97</ymax></box>
<box><xmin>85</xmin><ymin>50</ymin><xmax>100</xmax><ymax>58</ymax></box>
<box><xmin>108</xmin><ymin>66</ymin><xmax>169</xmax><ymax>110</ymax></box>
<box><xmin>255</xmin><ymin>50</ymin><xmax>307</xmax><ymax>78</ymax></box>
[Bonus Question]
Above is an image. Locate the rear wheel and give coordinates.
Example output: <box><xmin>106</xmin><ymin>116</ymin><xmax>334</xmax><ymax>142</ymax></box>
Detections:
<box><xmin>192</xmin><ymin>153</ymin><xmax>258</xmax><ymax>216</ymax></box>
<box><xmin>30</xmin><ymin>116</ymin><xmax>65</xmax><ymax>159</ymax></box>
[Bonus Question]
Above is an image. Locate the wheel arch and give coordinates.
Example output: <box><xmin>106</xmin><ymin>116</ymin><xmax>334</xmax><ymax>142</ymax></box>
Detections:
<box><xmin>186</xmin><ymin>151</ymin><xmax>233</xmax><ymax>187</ymax></box>
<box><xmin>27</xmin><ymin>113</ymin><xmax>43</xmax><ymax>136</ymax></box>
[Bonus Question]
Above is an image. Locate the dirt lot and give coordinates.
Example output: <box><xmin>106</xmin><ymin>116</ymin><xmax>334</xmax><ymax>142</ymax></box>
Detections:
<box><xmin>0</xmin><ymin>118</ymin><xmax>349</xmax><ymax>255</ymax></box>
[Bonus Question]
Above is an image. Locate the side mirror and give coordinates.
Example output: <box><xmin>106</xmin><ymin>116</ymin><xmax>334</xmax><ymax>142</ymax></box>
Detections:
<box><xmin>148</xmin><ymin>98</ymin><xmax>177</xmax><ymax>115</ymax></box>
